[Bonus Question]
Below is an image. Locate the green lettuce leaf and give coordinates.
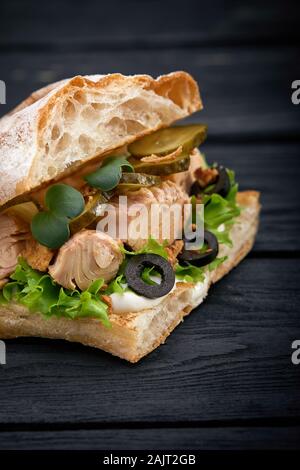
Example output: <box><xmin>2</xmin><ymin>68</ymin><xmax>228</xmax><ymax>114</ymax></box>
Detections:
<box><xmin>141</xmin><ymin>266</ymin><xmax>161</xmax><ymax>286</ymax></box>
<box><xmin>208</xmin><ymin>256</ymin><xmax>228</xmax><ymax>272</ymax></box>
<box><xmin>121</xmin><ymin>236</ymin><xmax>168</xmax><ymax>259</ymax></box>
<box><xmin>1</xmin><ymin>259</ymin><xmax>110</xmax><ymax>327</ymax></box>
<box><xmin>104</xmin><ymin>274</ymin><xmax>127</xmax><ymax>295</ymax></box>
<box><xmin>202</xmin><ymin>167</ymin><xmax>240</xmax><ymax>247</ymax></box>
<box><xmin>175</xmin><ymin>263</ymin><xmax>205</xmax><ymax>283</ymax></box>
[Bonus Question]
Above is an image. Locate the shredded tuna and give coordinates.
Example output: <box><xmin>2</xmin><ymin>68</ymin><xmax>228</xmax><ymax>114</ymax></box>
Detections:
<box><xmin>166</xmin><ymin>240</ymin><xmax>184</xmax><ymax>266</ymax></box>
<box><xmin>140</xmin><ymin>146</ymin><xmax>182</xmax><ymax>163</ymax></box>
<box><xmin>194</xmin><ymin>166</ymin><xmax>218</xmax><ymax>188</ymax></box>
<box><xmin>0</xmin><ymin>278</ymin><xmax>8</xmax><ymax>289</ymax></box>
<box><xmin>165</xmin><ymin>149</ymin><xmax>203</xmax><ymax>193</ymax></box>
<box><xmin>101</xmin><ymin>294</ymin><xmax>113</xmax><ymax>315</ymax></box>
<box><xmin>22</xmin><ymin>238</ymin><xmax>54</xmax><ymax>272</ymax></box>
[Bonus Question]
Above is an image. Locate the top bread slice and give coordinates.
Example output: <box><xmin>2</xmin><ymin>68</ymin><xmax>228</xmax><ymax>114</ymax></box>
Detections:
<box><xmin>0</xmin><ymin>72</ymin><xmax>202</xmax><ymax>209</ymax></box>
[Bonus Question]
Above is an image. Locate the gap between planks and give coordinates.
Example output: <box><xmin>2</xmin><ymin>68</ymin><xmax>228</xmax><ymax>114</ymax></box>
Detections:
<box><xmin>1</xmin><ymin>417</ymin><xmax>300</xmax><ymax>433</ymax></box>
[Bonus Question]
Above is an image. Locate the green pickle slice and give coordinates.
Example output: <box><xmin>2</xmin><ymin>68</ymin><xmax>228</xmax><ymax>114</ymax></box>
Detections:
<box><xmin>69</xmin><ymin>191</ymin><xmax>109</xmax><ymax>233</ymax></box>
<box><xmin>128</xmin><ymin>124</ymin><xmax>207</xmax><ymax>157</ymax></box>
<box><xmin>117</xmin><ymin>173</ymin><xmax>161</xmax><ymax>192</ymax></box>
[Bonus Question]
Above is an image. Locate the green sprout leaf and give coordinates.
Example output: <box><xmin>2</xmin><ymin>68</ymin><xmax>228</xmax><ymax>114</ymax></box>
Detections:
<box><xmin>31</xmin><ymin>184</ymin><xmax>85</xmax><ymax>249</ymax></box>
<box><xmin>45</xmin><ymin>184</ymin><xmax>85</xmax><ymax>219</ymax></box>
<box><xmin>31</xmin><ymin>212</ymin><xmax>70</xmax><ymax>249</ymax></box>
<box><xmin>85</xmin><ymin>156</ymin><xmax>134</xmax><ymax>191</ymax></box>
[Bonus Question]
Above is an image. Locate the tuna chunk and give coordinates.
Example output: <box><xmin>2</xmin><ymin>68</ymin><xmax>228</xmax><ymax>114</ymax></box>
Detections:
<box><xmin>0</xmin><ymin>214</ymin><xmax>30</xmax><ymax>279</ymax></box>
<box><xmin>110</xmin><ymin>180</ymin><xmax>190</xmax><ymax>251</ymax></box>
<box><xmin>165</xmin><ymin>149</ymin><xmax>205</xmax><ymax>193</ymax></box>
<box><xmin>49</xmin><ymin>230</ymin><xmax>124</xmax><ymax>290</ymax></box>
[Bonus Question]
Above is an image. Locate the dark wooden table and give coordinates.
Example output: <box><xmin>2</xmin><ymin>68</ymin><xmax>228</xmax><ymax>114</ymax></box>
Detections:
<box><xmin>0</xmin><ymin>0</ymin><xmax>300</xmax><ymax>450</ymax></box>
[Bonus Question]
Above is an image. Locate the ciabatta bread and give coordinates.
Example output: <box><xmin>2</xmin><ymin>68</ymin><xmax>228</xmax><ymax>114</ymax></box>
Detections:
<box><xmin>0</xmin><ymin>191</ymin><xmax>260</xmax><ymax>362</ymax></box>
<box><xmin>0</xmin><ymin>72</ymin><xmax>201</xmax><ymax>208</ymax></box>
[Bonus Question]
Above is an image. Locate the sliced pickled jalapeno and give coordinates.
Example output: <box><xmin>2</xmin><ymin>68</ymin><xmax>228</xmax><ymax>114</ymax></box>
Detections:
<box><xmin>128</xmin><ymin>124</ymin><xmax>207</xmax><ymax>157</ymax></box>
<box><xmin>69</xmin><ymin>191</ymin><xmax>109</xmax><ymax>233</ymax></box>
<box><xmin>178</xmin><ymin>230</ymin><xmax>219</xmax><ymax>267</ymax></box>
<box><xmin>125</xmin><ymin>254</ymin><xmax>175</xmax><ymax>299</ymax></box>
<box><xmin>129</xmin><ymin>153</ymin><xmax>191</xmax><ymax>176</ymax></box>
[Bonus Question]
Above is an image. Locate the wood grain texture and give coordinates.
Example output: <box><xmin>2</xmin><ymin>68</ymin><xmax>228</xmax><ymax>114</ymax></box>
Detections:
<box><xmin>0</xmin><ymin>1</ymin><xmax>299</xmax><ymax>449</ymax></box>
<box><xmin>0</xmin><ymin>48</ymin><xmax>299</xmax><ymax>139</ymax></box>
<box><xmin>1</xmin><ymin>0</ymin><xmax>300</xmax><ymax>48</ymax></box>
<box><xmin>0</xmin><ymin>426</ymin><xmax>299</xmax><ymax>450</ymax></box>
<box><xmin>0</xmin><ymin>259</ymin><xmax>299</xmax><ymax>425</ymax></box>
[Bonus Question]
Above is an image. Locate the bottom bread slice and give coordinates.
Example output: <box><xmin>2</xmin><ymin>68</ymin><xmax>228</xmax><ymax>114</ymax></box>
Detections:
<box><xmin>0</xmin><ymin>191</ymin><xmax>260</xmax><ymax>362</ymax></box>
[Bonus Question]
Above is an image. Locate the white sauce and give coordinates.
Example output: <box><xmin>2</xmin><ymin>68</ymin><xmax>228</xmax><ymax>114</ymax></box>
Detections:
<box><xmin>110</xmin><ymin>280</ymin><xmax>176</xmax><ymax>313</ymax></box>
<box><xmin>110</xmin><ymin>275</ymin><xmax>209</xmax><ymax>314</ymax></box>
<box><xmin>110</xmin><ymin>290</ymin><xmax>169</xmax><ymax>313</ymax></box>
<box><xmin>189</xmin><ymin>274</ymin><xmax>209</xmax><ymax>308</ymax></box>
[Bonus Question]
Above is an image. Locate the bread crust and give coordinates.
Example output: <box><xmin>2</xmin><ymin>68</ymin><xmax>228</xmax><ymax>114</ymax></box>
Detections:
<box><xmin>0</xmin><ymin>191</ymin><xmax>260</xmax><ymax>362</ymax></box>
<box><xmin>0</xmin><ymin>72</ymin><xmax>202</xmax><ymax>209</ymax></box>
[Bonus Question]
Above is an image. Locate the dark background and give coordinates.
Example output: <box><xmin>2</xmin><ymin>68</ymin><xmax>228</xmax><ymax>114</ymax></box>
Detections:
<box><xmin>0</xmin><ymin>0</ymin><xmax>300</xmax><ymax>450</ymax></box>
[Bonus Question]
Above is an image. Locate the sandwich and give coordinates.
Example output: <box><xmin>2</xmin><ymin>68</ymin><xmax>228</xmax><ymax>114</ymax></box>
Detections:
<box><xmin>0</xmin><ymin>72</ymin><xmax>260</xmax><ymax>362</ymax></box>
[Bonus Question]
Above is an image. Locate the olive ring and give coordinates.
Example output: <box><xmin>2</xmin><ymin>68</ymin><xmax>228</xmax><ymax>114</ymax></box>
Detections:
<box><xmin>125</xmin><ymin>254</ymin><xmax>175</xmax><ymax>299</ymax></box>
<box><xmin>178</xmin><ymin>230</ymin><xmax>219</xmax><ymax>267</ymax></box>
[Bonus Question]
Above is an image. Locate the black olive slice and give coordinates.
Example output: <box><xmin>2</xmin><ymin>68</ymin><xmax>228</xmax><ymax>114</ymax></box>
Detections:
<box><xmin>125</xmin><ymin>254</ymin><xmax>175</xmax><ymax>299</ymax></box>
<box><xmin>190</xmin><ymin>180</ymin><xmax>202</xmax><ymax>198</ymax></box>
<box><xmin>178</xmin><ymin>230</ymin><xmax>219</xmax><ymax>267</ymax></box>
<box><xmin>206</xmin><ymin>166</ymin><xmax>230</xmax><ymax>198</ymax></box>
<box><xmin>190</xmin><ymin>165</ymin><xmax>230</xmax><ymax>198</ymax></box>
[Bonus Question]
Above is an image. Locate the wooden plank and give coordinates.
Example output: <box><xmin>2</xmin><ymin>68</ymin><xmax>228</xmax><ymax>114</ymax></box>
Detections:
<box><xmin>1</xmin><ymin>1</ymin><xmax>300</xmax><ymax>48</ymax></box>
<box><xmin>0</xmin><ymin>258</ymin><xmax>299</xmax><ymax>424</ymax></box>
<box><xmin>0</xmin><ymin>48</ymin><xmax>299</xmax><ymax>139</ymax></box>
<box><xmin>0</xmin><ymin>426</ymin><xmax>299</xmax><ymax>450</ymax></box>
<box><xmin>205</xmin><ymin>142</ymin><xmax>300</xmax><ymax>253</ymax></box>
